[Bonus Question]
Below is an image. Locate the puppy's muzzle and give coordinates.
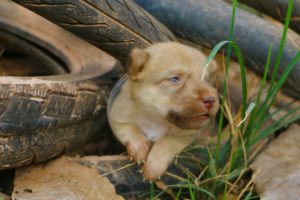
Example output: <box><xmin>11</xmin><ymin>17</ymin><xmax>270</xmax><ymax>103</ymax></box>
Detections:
<box><xmin>200</xmin><ymin>96</ymin><xmax>216</xmax><ymax>111</ymax></box>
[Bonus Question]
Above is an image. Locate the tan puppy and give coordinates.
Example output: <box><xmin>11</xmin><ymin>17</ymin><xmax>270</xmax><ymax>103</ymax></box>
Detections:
<box><xmin>108</xmin><ymin>42</ymin><xmax>219</xmax><ymax>181</ymax></box>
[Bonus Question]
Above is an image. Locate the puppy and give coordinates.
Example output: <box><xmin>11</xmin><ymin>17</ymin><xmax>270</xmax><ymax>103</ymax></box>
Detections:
<box><xmin>108</xmin><ymin>42</ymin><xmax>219</xmax><ymax>181</ymax></box>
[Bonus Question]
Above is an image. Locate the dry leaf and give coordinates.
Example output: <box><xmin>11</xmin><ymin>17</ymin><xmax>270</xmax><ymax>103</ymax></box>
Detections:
<box><xmin>12</xmin><ymin>156</ymin><xmax>124</xmax><ymax>200</ymax></box>
<box><xmin>0</xmin><ymin>192</ymin><xmax>11</xmax><ymax>200</ymax></box>
<box><xmin>251</xmin><ymin>124</ymin><xmax>300</xmax><ymax>200</ymax></box>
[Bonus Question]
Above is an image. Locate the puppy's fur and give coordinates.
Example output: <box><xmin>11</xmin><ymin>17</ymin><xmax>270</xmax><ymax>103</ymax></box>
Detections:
<box><xmin>109</xmin><ymin>42</ymin><xmax>219</xmax><ymax>180</ymax></box>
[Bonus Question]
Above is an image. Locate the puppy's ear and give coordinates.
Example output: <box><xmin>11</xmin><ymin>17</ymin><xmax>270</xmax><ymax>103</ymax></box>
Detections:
<box><xmin>128</xmin><ymin>48</ymin><xmax>149</xmax><ymax>81</ymax></box>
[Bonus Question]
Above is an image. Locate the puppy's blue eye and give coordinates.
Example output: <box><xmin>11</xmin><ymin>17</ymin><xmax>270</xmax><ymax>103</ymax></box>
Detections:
<box><xmin>169</xmin><ymin>77</ymin><xmax>180</xmax><ymax>83</ymax></box>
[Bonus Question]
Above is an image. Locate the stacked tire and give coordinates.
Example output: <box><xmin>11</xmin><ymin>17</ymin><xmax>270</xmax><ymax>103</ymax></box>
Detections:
<box><xmin>0</xmin><ymin>0</ymin><xmax>175</xmax><ymax>169</ymax></box>
<box><xmin>0</xmin><ymin>0</ymin><xmax>123</xmax><ymax>169</ymax></box>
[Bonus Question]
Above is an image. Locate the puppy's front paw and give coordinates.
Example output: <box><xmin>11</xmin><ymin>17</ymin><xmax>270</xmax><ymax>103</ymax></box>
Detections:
<box><xmin>142</xmin><ymin>160</ymin><xmax>168</xmax><ymax>181</ymax></box>
<box><xmin>127</xmin><ymin>138</ymin><xmax>150</xmax><ymax>163</ymax></box>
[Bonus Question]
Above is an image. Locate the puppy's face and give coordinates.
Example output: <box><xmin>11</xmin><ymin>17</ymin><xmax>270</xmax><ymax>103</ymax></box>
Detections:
<box><xmin>128</xmin><ymin>42</ymin><xmax>219</xmax><ymax>130</ymax></box>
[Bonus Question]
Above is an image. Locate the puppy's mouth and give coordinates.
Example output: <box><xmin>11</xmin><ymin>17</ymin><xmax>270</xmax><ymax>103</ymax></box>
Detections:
<box><xmin>186</xmin><ymin>113</ymin><xmax>210</xmax><ymax>120</ymax></box>
<box><xmin>166</xmin><ymin>110</ymin><xmax>211</xmax><ymax>130</ymax></box>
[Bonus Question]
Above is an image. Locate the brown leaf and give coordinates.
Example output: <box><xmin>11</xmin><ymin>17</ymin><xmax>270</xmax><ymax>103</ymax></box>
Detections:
<box><xmin>12</xmin><ymin>156</ymin><xmax>124</xmax><ymax>200</ymax></box>
<box><xmin>251</xmin><ymin>124</ymin><xmax>300</xmax><ymax>200</ymax></box>
<box><xmin>0</xmin><ymin>192</ymin><xmax>11</xmax><ymax>200</ymax></box>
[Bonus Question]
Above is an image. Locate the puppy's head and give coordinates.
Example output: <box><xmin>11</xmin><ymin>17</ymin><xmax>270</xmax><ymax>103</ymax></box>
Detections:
<box><xmin>128</xmin><ymin>42</ymin><xmax>219</xmax><ymax>130</ymax></box>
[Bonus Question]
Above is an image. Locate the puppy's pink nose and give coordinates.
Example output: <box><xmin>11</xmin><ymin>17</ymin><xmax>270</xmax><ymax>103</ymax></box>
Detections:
<box><xmin>202</xmin><ymin>96</ymin><xmax>215</xmax><ymax>110</ymax></box>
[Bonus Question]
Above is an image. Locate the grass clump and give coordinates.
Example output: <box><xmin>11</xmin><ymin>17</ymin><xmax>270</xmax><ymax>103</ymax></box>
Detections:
<box><xmin>148</xmin><ymin>0</ymin><xmax>300</xmax><ymax>199</ymax></box>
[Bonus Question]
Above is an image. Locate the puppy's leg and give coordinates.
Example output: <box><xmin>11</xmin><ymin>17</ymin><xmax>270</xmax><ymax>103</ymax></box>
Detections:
<box><xmin>142</xmin><ymin>135</ymin><xmax>194</xmax><ymax>181</ymax></box>
<box><xmin>111</xmin><ymin>122</ymin><xmax>150</xmax><ymax>163</ymax></box>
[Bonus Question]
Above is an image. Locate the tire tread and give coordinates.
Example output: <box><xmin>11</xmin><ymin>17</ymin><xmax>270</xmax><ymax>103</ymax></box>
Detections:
<box><xmin>14</xmin><ymin>0</ymin><xmax>176</xmax><ymax>62</ymax></box>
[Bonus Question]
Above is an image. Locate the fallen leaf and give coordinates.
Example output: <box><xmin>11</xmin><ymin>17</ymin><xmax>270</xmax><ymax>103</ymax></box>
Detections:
<box><xmin>0</xmin><ymin>192</ymin><xmax>10</xmax><ymax>200</ymax></box>
<box><xmin>12</xmin><ymin>156</ymin><xmax>124</xmax><ymax>200</ymax></box>
<box><xmin>251</xmin><ymin>124</ymin><xmax>300</xmax><ymax>200</ymax></box>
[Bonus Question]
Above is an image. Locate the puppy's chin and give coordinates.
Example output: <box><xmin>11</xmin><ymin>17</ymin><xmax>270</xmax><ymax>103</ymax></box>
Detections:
<box><xmin>166</xmin><ymin>110</ymin><xmax>213</xmax><ymax>130</ymax></box>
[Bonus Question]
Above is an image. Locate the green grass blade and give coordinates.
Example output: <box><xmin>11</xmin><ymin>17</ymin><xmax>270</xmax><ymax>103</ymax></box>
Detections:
<box><xmin>204</xmin><ymin>40</ymin><xmax>231</xmax><ymax>160</ymax></box>
<box><xmin>255</xmin><ymin>46</ymin><xmax>272</xmax><ymax>107</ymax></box>
<box><xmin>206</xmin><ymin>41</ymin><xmax>248</xmax><ymax>159</ymax></box>
<box><xmin>254</xmin><ymin>51</ymin><xmax>300</xmax><ymax>134</ymax></box>
<box><xmin>268</xmin><ymin>0</ymin><xmax>294</xmax><ymax>88</ymax></box>
<box><xmin>188</xmin><ymin>184</ymin><xmax>196</xmax><ymax>200</ymax></box>
<box><xmin>257</xmin><ymin>0</ymin><xmax>294</xmax><ymax>119</ymax></box>
<box><xmin>268</xmin><ymin>99</ymin><xmax>298</xmax><ymax>119</ymax></box>
<box><xmin>218</xmin><ymin>0</ymin><xmax>237</xmax><ymax>160</ymax></box>
<box><xmin>208</xmin><ymin>148</ymin><xmax>217</xmax><ymax>176</ymax></box>
<box><xmin>244</xmin><ymin>45</ymin><xmax>273</xmax><ymax>140</ymax></box>
<box><xmin>176</xmin><ymin>188</ymin><xmax>183</xmax><ymax>200</ymax></box>
<box><xmin>252</xmin><ymin>106</ymin><xmax>300</xmax><ymax>145</ymax></box>
<box><xmin>252</xmin><ymin>0</ymin><xmax>296</xmax><ymax>134</ymax></box>
<box><xmin>268</xmin><ymin>52</ymin><xmax>300</xmax><ymax>103</ymax></box>
<box><xmin>243</xmin><ymin>191</ymin><xmax>253</xmax><ymax>200</ymax></box>
<box><xmin>202</xmin><ymin>40</ymin><xmax>230</xmax><ymax>80</ymax></box>
<box><xmin>150</xmin><ymin>182</ymin><xmax>155</xmax><ymax>199</ymax></box>
<box><xmin>231</xmin><ymin>43</ymin><xmax>248</xmax><ymax>118</ymax></box>
<box><xmin>170</xmin><ymin>185</ymin><xmax>217</xmax><ymax>200</ymax></box>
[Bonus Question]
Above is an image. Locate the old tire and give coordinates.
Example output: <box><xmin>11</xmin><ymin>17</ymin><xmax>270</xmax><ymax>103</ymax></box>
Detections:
<box><xmin>13</xmin><ymin>0</ymin><xmax>176</xmax><ymax>63</ymax></box>
<box><xmin>239</xmin><ymin>0</ymin><xmax>300</xmax><ymax>34</ymax></box>
<box><xmin>135</xmin><ymin>0</ymin><xmax>300</xmax><ymax>100</ymax></box>
<box><xmin>94</xmin><ymin>147</ymin><xmax>207</xmax><ymax>199</ymax></box>
<box><xmin>0</xmin><ymin>0</ymin><xmax>123</xmax><ymax>169</ymax></box>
